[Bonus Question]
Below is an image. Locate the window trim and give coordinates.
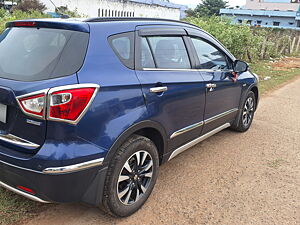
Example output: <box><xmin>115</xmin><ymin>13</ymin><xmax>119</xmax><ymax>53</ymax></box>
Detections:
<box><xmin>135</xmin><ymin>30</ymin><xmax>196</xmax><ymax>71</ymax></box>
<box><xmin>138</xmin><ymin>27</ymin><xmax>187</xmax><ymax>37</ymax></box>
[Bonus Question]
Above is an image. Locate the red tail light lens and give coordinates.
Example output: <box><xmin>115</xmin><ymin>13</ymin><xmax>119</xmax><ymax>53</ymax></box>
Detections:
<box><xmin>49</xmin><ymin>87</ymin><xmax>98</xmax><ymax>123</ymax></box>
<box><xmin>17</xmin><ymin>84</ymin><xmax>99</xmax><ymax>124</ymax></box>
<box><xmin>14</xmin><ymin>21</ymin><xmax>36</xmax><ymax>27</ymax></box>
<box><xmin>18</xmin><ymin>93</ymin><xmax>45</xmax><ymax>118</ymax></box>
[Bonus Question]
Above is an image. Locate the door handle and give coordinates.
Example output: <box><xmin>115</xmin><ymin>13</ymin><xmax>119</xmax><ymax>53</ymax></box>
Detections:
<box><xmin>206</xmin><ymin>83</ymin><xmax>217</xmax><ymax>88</ymax></box>
<box><xmin>206</xmin><ymin>83</ymin><xmax>217</xmax><ymax>92</ymax></box>
<box><xmin>150</xmin><ymin>86</ymin><xmax>168</xmax><ymax>93</ymax></box>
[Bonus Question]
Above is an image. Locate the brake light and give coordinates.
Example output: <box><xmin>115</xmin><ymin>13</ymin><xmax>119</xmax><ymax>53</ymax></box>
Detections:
<box><xmin>14</xmin><ymin>21</ymin><xmax>36</xmax><ymax>27</ymax></box>
<box><xmin>18</xmin><ymin>93</ymin><xmax>45</xmax><ymax>118</ymax></box>
<box><xmin>49</xmin><ymin>88</ymin><xmax>97</xmax><ymax>122</ymax></box>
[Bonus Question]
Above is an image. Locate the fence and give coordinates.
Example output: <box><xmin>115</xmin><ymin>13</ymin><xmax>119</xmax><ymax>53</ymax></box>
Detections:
<box><xmin>256</xmin><ymin>28</ymin><xmax>300</xmax><ymax>60</ymax></box>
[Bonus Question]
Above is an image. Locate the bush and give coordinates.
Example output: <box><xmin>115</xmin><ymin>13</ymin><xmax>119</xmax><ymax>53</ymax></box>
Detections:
<box><xmin>185</xmin><ymin>16</ymin><xmax>263</xmax><ymax>62</ymax></box>
<box><xmin>185</xmin><ymin>16</ymin><xmax>300</xmax><ymax>62</ymax></box>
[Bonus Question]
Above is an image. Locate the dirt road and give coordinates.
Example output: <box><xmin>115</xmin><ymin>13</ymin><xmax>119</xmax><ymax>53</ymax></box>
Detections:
<box><xmin>22</xmin><ymin>78</ymin><xmax>300</xmax><ymax>225</ymax></box>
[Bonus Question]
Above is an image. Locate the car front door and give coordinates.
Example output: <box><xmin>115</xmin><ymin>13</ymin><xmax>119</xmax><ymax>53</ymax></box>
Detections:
<box><xmin>187</xmin><ymin>29</ymin><xmax>243</xmax><ymax>134</ymax></box>
<box><xmin>135</xmin><ymin>26</ymin><xmax>206</xmax><ymax>152</ymax></box>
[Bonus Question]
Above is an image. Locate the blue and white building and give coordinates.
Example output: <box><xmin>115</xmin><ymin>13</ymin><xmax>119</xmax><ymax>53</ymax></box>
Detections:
<box><xmin>220</xmin><ymin>0</ymin><xmax>300</xmax><ymax>29</ymax></box>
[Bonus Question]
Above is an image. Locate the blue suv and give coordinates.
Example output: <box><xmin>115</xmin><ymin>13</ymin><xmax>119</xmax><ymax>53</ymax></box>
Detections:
<box><xmin>0</xmin><ymin>18</ymin><xmax>259</xmax><ymax>217</ymax></box>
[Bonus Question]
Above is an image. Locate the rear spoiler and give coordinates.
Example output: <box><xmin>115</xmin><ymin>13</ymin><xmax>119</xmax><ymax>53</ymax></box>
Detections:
<box><xmin>6</xmin><ymin>20</ymin><xmax>89</xmax><ymax>33</ymax></box>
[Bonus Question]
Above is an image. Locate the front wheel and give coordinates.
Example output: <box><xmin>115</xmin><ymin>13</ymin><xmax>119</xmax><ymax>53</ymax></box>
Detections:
<box><xmin>102</xmin><ymin>135</ymin><xmax>159</xmax><ymax>217</ymax></box>
<box><xmin>231</xmin><ymin>91</ymin><xmax>256</xmax><ymax>132</ymax></box>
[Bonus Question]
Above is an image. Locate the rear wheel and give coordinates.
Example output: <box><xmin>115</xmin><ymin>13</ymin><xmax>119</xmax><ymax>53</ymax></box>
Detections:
<box><xmin>102</xmin><ymin>135</ymin><xmax>159</xmax><ymax>217</ymax></box>
<box><xmin>231</xmin><ymin>91</ymin><xmax>256</xmax><ymax>132</ymax></box>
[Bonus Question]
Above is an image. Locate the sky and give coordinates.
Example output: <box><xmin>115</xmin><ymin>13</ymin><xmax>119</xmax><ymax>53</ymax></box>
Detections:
<box><xmin>170</xmin><ymin>0</ymin><xmax>247</xmax><ymax>8</ymax></box>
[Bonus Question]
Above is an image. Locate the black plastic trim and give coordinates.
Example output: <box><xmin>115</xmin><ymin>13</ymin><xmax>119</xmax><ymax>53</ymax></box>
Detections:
<box><xmin>138</xmin><ymin>27</ymin><xmax>187</xmax><ymax>37</ymax></box>
<box><xmin>104</xmin><ymin>120</ymin><xmax>168</xmax><ymax>166</ymax></box>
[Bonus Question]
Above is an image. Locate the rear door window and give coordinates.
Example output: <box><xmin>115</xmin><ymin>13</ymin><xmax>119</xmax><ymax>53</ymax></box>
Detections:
<box><xmin>140</xmin><ymin>37</ymin><xmax>155</xmax><ymax>68</ymax></box>
<box><xmin>147</xmin><ymin>36</ymin><xmax>191</xmax><ymax>69</ymax></box>
<box><xmin>0</xmin><ymin>28</ymin><xmax>89</xmax><ymax>81</ymax></box>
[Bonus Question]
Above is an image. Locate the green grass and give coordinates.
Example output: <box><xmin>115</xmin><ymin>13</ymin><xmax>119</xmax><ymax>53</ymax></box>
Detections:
<box><xmin>0</xmin><ymin>59</ymin><xmax>299</xmax><ymax>225</ymax></box>
<box><xmin>0</xmin><ymin>188</ymin><xmax>41</xmax><ymax>225</ymax></box>
<box><xmin>249</xmin><ymin>59</ymin><xmax>300</xmax><ymax>95</ymax></box>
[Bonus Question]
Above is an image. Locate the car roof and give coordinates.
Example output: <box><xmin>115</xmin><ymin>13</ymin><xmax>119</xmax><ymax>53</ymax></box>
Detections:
<box><xmin>7</xmin><ymin>17</ymin><xmax>201</xmax><ymax>33</ymax></box>
<box><xmin>84</xmin><ymin>17</ymin><xmax>200</xmax><ymax>29</ymax></box>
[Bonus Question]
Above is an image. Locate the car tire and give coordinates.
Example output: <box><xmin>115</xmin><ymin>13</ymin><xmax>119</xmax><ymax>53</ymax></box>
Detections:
<box><xmin>231</xmin><ymin>91</ymin><xmax>256</xmax><ymax>132</ymax></box>
<box><xmin>102</xmin><ymin>134</ymin><xmax>159</xmax><ymax>217</ymax></box>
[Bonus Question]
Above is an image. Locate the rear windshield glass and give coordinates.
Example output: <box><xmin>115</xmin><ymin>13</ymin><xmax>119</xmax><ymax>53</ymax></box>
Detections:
<box><xmin>0</xmin><ymin>27</ymin><xmax>89</xmax><ymax>81</ymax></box>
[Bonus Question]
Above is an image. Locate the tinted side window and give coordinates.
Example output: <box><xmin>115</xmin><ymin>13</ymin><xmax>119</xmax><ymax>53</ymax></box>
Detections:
<box><xmin>147</xmin><ymin>36</ymin><xmax>191</xmax><ymax>69</ymax></box>
<box><xmin>109</xmin><ymin>32</ymin><xmax>134</xmax><ymax>69</ymax></box>
<box><xmin>191</xmin><ymin>37</ymin><xmax>232</xmax><ymax>70</ymax></box>
<box><xmin>141</xmin><ymin>37</ymin><xmax>155</xmax><ymax>68</ymax></box>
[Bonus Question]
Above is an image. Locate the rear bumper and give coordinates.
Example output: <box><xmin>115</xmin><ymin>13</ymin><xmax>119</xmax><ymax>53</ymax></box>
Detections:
<box><xmin>0</xmin><ymin>158</ymin><xmax>107</xmax><ymax>205</ymax></box>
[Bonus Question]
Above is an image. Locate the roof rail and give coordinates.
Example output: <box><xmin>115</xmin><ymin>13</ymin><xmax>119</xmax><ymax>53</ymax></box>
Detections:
<box><xmin>84</xmin><ymin>17</ymin><xmax>200</xmax><ymax>29</ymax></box>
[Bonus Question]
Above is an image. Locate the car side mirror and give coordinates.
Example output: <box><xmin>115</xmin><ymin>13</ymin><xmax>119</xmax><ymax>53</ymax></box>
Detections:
<box><xmin>234</xmin><ymin>60</ymin><xmax>249</xmax><ymax>73</ymax></box>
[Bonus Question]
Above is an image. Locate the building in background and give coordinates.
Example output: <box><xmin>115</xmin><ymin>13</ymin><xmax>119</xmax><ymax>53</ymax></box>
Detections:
<box><xmin>0</xmin><ymin>1</ymin><xmax>17</xmax><ymax>11</ymax></box>
<box><xmin>220</xmin><ymin>0</ymin><xmax>300</xmax><ymax>29</ymax></box>
<box><xmin>40</xmin><ymin>0</ymin><xmax>187</xmax><ymax>20</ymax></box>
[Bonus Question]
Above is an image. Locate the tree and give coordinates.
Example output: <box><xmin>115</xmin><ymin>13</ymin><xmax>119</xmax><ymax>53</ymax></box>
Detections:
<box><xmin>13</xmin><ymin>0</ymin><xmax>46</xmax><ymax>12</ymax></box>
<box><xmin>185</xmin><ymin>8</ymin><xmax>196</xmax><ymax>18</ymax></box>
<box><xmin>56</xmin><ymin>6</ymin><xmax>81</xmax><ymax>18</ymax></box>
<box><xmin>194</xmin><ymin>0</ymin><xmax>228</xmax><ymax>17</ymax></box>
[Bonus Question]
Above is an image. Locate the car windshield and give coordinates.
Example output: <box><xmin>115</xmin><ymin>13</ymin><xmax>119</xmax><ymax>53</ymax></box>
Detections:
<box><xmin>0</xmin><ymin>27</ymin><xmax>89</xmax><ymax>81</ymax></box>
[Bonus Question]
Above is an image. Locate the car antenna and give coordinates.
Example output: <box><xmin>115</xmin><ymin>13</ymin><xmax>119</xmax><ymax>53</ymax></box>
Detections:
<box><xmin>48</xmin><ymin>0</ymin><xmax>70</xmax><ymax>18</ymax></box>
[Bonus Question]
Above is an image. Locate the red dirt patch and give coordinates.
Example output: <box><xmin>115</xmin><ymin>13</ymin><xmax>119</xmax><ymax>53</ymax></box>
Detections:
<box><xmin>271</xmin><ymin>57</ymin><xmax>300</xmax><ymax>71</ymax></box>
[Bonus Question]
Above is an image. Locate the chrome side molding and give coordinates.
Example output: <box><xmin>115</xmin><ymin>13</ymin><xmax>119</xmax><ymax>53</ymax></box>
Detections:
<box><xmin>43</xmin><ymin>158</ymin><xmax>104</xmax><ymax>175</ymax></box>
<box><xmin>0</xmin><ymin>181</ymin><xmax>50</xmax><ymax>203</ymax></box>
<box><xmin>168</xmin><ymin>123</ymin><xmax>231</xmax><ymax>161</ymax></box>
<box><xmin>204</xmin><ymin>108</ymin><xmax>238</xmax><ymax>124</ymax></box>
<box><xmin>170</xmin><ymin>121</ymin><xmax>204</xmax><ymax>139</ymax></box>
<box><xmin>0</xmin><ymin>133</ymin><xmax>40</xmax><ymax>149</ymax></box>
<box><xmin>170</xmin><ymin>108</ymin><xmax>238</xmax><ymax>139</ymax></box>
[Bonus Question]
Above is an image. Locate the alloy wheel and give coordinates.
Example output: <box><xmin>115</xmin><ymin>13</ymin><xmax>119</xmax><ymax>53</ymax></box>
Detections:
<box><xmin>242</xmin><ymin>97</ymin><xmax>254</xmax><ymax>127</ymax></box>
<box><xmin>117</xmin><ymin>151</ymin><xmax>153</xmax><ymax>205</ymax></box>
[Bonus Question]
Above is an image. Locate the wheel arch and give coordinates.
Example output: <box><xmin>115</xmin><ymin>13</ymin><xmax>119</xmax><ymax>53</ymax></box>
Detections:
<box><xmin>103</xmin><ymin>120</ymin><xmax>168</xmax><ymax>166</ymax></box>
<box><xmin>239</xmin><ymin>83</ymin><xmax>259</xmax><ymax>110</ymax></box>
<box><xmin>250</xmin><ymin>86</ymin><xmax>259</xmax><ymax>111</ymax></box>
<box><xmin>232</xmin><ymin>83</ymin><xmax>259</xmax><ymax>130</ymax></box>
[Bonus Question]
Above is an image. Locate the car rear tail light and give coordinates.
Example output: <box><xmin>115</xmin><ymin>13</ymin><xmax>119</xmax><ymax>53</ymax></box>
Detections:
<box><xmin>49</xmin><ymin>87</ymin><xmax>97</xmax><ymax>123</ymax></box>
<box><xmin>17</xmin><ymin>92</ymin><xmax>46</xmax><ymax>118</ymax></box>
<box><xmin>17</xmin><ymin>84</ymin><xmax>99</xmax><ymax>124</ymax></box>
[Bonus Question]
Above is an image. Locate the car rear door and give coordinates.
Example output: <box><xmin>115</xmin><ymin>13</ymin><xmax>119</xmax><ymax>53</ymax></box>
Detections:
<box><xmin>134</xmin><ymin>25</ymin><xmax>206</xmax><ymax>151</ymax></box>
<box><xmin>186</xmin><ymin>28</ymin><xmax>242</xmax><ymax>134</ymax></box>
